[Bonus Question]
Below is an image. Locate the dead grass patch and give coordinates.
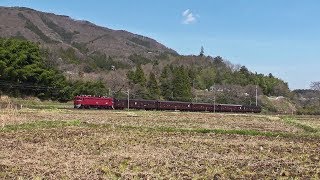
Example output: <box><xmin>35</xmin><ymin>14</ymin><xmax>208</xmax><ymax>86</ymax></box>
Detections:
<box><xmin>0</xmin><ymin>125</ymin><xmax>319</xmax><ymax>179</ymax></box>
<box><xmin>294</xmin><ymin>116</ymin><xmax>320</xmax><ymax>129</ymax></box>
<box><xmin>0</xmin><ymin>108</ymin><xmax>319</xmax><ymax>179</ymax></box>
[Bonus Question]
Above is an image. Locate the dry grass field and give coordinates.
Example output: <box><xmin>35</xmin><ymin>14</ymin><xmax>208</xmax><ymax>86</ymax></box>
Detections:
<box><xmin>0</xmin><ymin>104</ymin><xmax>319</xmax><ymax>179</ymax></box>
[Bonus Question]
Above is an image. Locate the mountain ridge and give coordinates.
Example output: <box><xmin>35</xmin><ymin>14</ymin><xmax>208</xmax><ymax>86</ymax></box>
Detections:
<box><xmin>0</xmin><ymin>6</ymin><xmax>177</xmax><ymax>66</ymax></box>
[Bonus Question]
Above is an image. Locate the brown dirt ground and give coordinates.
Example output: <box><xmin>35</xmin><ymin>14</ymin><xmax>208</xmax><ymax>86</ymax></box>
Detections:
<box><xmin>0</xmin><ymin>109</ymin><xmax>319</xmax><ymax>179</ymax></box>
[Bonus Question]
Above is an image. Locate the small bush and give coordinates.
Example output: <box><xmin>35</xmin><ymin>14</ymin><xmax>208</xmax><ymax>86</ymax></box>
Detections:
<box><xmin>129</xmin><ymin>54</ymin><xmax>152</xmax><ymax>65</ymax></box>
<box><xmin>59</xmin><ymin>47</ymin><xmax>80</xmax><ymax>64</ymax></box>
<box><xmin>90</xmin><ymin>52</ymin><xmax>130</xmax><ymax>70</ymax></box>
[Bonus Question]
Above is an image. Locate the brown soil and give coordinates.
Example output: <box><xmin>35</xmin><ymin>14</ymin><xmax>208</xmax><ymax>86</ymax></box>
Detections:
<box><xmin>0</xmin><ymin>109</ymin><xmax>319</xmax><ymax>179</ymax></box>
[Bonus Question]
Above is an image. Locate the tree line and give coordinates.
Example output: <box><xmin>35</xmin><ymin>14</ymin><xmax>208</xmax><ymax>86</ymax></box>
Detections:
<box><xmin>126</xmin><ymin>56</ymin><xmax>291</xmax><ymax>104</ymax></box>
<box><xmin>127</xmin><ymin>65</ymin><xmax>192</xmax><ymax>101</ymax></box>
<box><xmin>0</xmin><ymin>38</ymin><xmax>107</xmax><ymax>101</ymax></box>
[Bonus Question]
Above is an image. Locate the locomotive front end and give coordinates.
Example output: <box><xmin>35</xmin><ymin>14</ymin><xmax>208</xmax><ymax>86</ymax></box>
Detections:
<box><xmin>74</xmin><ymin>96</ymin><xmax>83</xmax><ymax>108</ymax></box>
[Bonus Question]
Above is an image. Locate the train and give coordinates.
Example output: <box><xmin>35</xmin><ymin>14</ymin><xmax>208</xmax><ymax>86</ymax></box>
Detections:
<box><xmin>74</xmin><ymin>95</ymin><xmax>261</xmax><ymax>113</ymax></box>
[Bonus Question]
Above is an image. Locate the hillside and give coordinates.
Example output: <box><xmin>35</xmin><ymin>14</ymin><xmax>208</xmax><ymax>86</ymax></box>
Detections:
<box><xmin>0</xmin><ymin>7</ymin><xmax>176</xmax><ymax>72</ymax></box>
<box><xmin>0</xmin><ymin>6</ymin><xmax>296</xmax><ymax>110</ymax></box>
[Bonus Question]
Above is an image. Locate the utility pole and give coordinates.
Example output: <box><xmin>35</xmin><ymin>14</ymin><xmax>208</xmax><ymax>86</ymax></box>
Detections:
<box><xmin>127</xmin><ymin>89</ymin><xmax>130</xmax><ymax>110</ymax></box>
<box><xmin>123</xmin><ymin>89</ymin><xmax>130</xmax><ymax>111</ymax></box>
<box><xmin>213</xmin><ymin>96</ymin><xmax>216</xmax><ymax>113</ymax></box>
<box><xmin>192</xmin><ymin>79</ymin><xmax>195</xmax><ymax>102</ymax></box>
<box><xmin>255</xmin><ymin>85</ymin><xmax>258</xmax><ymax>106</ymax></box>
<box><xmin>213</xmin><ymin>84</ymin><xmax>216</xmax><ymax>113</ymax></box>
<box><xmin>108</xmin><ymin>88</ymin><xmax>111</xmax><ymax>97</ymax></box>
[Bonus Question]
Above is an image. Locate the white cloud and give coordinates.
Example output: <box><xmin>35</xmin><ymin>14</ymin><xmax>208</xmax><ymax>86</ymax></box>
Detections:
<box><xmin>182</xmin><ymin>9</ymin><xmax>190</xmax><ymax>16</ymax></box>
<box><xmin>182</xmin><ymin>9</ymin><xmax>198</xmax><ymax>24</ymax></box>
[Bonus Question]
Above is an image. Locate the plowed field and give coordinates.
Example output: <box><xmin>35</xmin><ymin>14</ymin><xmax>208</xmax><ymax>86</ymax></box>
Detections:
<box><xmin>1</xmin><ymin>108</ymin><xmax>319</xmax><ymax>179</ymax></box>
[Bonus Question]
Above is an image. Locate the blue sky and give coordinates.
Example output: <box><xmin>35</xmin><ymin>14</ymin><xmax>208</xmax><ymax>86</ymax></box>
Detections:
<box><xmin>1</xmin><ymin>0</ymin><xmax>319</xmax><ymax>89</ymax></box>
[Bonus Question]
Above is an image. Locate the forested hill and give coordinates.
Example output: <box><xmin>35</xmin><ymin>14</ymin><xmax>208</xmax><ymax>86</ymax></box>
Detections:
<box><xmin>0</xmin><ymin>6</ymin><xmax>292</xmax><ymax>109</ymax></box>
<box><xmin>0</xmin><ymin>37</ymin><xmax>290</xmax><ymax>105</ymax></box>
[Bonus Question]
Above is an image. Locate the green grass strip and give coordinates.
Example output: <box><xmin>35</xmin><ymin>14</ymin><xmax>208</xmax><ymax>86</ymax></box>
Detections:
<box><xmin>282</xmin><ymin>117</ymin><xmax>318</xmax><ymax>133</ymax></box>
<box><xmin>0</xmin><ymin>120</ymin><xmax>82</xmax><ymax>132</ymax></box>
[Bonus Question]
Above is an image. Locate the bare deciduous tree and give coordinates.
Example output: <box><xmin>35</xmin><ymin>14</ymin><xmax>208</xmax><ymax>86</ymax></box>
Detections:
<box><xmin>310</xmin><ymin>82</ymin><xmax>320</xmax><ymax>91</ymax></box>
<box><xmin>105</xmin><ymin>70</ymin><xmax>128</xmax><ymax>95</ymax></box>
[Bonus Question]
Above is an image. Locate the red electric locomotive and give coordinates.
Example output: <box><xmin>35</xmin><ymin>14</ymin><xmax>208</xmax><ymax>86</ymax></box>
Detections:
<box><xmin>74</xmin><ymin>96</ymin><xmax>114</xmax><ymax>109</ymax></box>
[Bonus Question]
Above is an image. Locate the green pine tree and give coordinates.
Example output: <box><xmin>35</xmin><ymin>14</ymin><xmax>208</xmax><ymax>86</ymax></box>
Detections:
<box><xmin>172</xmin><ymin>66</ymin><xmax>192</xmax><ymax>101</ymax></box>
<box><xmin>160</xmin><ymin>66</ymin><xmax>173</xmax><ymax>100</ymax></box>
<box><xmin>134</xmin><ymin>65</ymin><xmax>146</xmax><ymax>86</ymax></box>
<box><xmin>147</xmin><ymin>72</ymin><xmax>160</xmax><ymax>99</ymax></box>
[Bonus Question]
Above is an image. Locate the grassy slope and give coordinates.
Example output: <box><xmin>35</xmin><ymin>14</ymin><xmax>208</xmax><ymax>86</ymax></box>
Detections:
<box><xmin>260</xmin><ymin>95</ymin><xmax>297</xmax><ymax>114</ymax></box>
